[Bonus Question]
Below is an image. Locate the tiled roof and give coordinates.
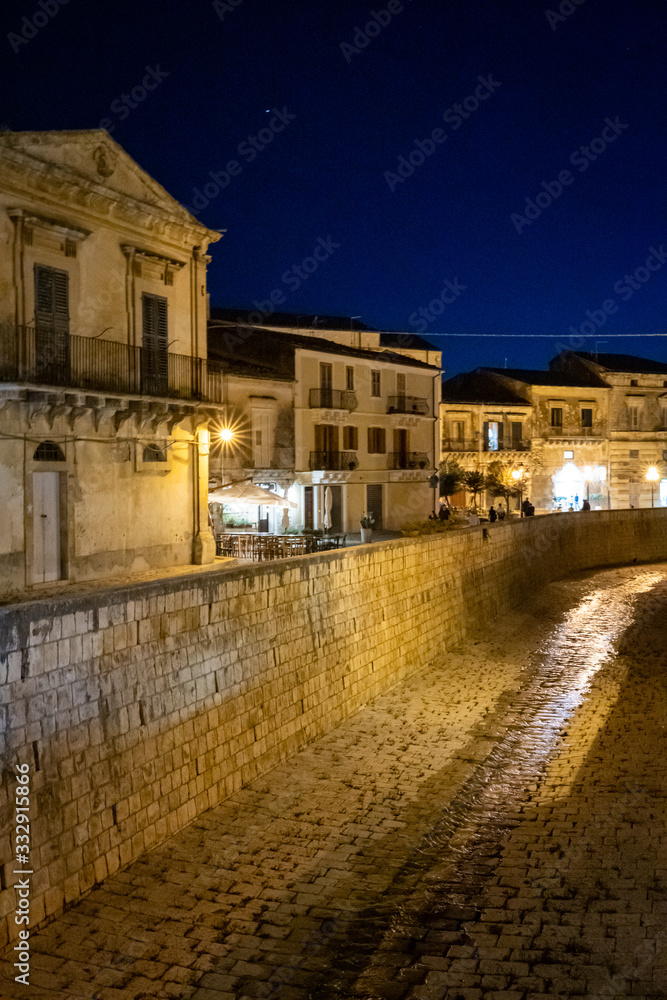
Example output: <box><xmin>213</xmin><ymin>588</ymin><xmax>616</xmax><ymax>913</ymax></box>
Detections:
<box><xmin>567</xmin><ymin>352</ymin><xmax>667</xmax><ymax>375</ymax></box>
<box><xmin>482</xmin><ymin>367</ymin><xmax>608</xmax><ymax>388</ymax></box>
<box><xmin>209</xmin><ymin>307</ymin><xmax>374</xmax><ymax>332</ymax></box>
<box><xmin>208</xmin><ymin>321</ymin><xmax>440</xmax><ymax>370</ymax></box>
<box><xmin>441</xmin><ymin>371</ymin><xmax>531</xmax><ymax>405</ymax></box>
<box><xmin>379</xmin><ymin>332</ymin><xmax>439</xmax><ymax>352</ymax></box>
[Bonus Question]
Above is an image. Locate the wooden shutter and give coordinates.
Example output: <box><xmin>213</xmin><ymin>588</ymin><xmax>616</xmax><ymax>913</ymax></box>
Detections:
<box><xmin>34</xmin><ymin>265</ymin><xmax>69</xmax><ymax>384</ymax></box>
<box><xmin>142</xmin><ymin>293</ymin><xmax>168</xmax><ymax>394</ymax></box>
<box><xmin>366</xmin><ymin>484</ymin><xmax>383</xmax><ymax>528</ymax></box>
<box><xmin>483</xmin><ymin>421</ymin><xmax>489</xmax><ymax>452</ymax></box>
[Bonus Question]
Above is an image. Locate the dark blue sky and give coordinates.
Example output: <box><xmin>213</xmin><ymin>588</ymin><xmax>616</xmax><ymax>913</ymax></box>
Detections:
<box><xmin>2</xmin><ymin>0</ymin><xmax>665</xmax><ymax>374</ymax></box>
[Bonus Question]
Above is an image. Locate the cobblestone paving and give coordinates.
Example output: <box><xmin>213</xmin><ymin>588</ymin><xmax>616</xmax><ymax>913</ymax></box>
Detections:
<box><xmin>2</xmin><ymin>564</ymin><xmax>667</xmax><ymax>999</ymax></box>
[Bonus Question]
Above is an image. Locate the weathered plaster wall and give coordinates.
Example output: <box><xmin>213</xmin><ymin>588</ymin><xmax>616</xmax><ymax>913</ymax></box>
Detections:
<box><xmin>1</xmin><ymin>508</ymin><xmax>666</xmax><ymax>947</ymax></box>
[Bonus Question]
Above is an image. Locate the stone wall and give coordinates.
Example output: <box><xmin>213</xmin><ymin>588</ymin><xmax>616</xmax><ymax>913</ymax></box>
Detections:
<box><xmin>1</xmin><ymin>508</ymin><xmax>666</xmax><ymax>947</ymax></box>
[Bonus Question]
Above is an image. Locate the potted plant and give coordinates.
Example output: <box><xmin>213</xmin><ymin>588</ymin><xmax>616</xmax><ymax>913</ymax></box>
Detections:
<box><xmin>360</xmin><ymin>512</ymin><xmax>375</xmax><ymax>542</ymax></box>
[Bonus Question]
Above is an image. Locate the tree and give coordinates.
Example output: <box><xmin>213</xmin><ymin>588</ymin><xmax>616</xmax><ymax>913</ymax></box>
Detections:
<box><xmin>460</xmin><ymin>469</ymin><xmax>488</xmax><ymax>510</ymax></box>
<box><xmin>438</xmin><ymin>458</ymin><xmax>463</xmax><ymax>507</ymax></box>
<box><xmin>485</xmin><ymin>460</ymin><xmax>522</xmax><ymax>515</ymax></box>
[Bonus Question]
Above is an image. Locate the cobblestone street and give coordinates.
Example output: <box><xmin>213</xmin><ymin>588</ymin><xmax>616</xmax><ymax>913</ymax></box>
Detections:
<box><xmin>2</xmin><ymin>563</ymin><xmax>667</xmax><ymax>1000</ymax></box>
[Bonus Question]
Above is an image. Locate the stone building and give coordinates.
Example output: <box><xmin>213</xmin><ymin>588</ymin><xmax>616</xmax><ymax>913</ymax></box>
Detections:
<box><xmin>442</xmin><ymin>351</ymin><xmax>667</xmax><ymax>510</ymax></box>
<box><xmin>553</xmin><ymin>352</ymin><xmax>667</xmax><ymax>508</ymax></box>
<box><xmin>0</xmin><ymin>130</ymin><xmax>222</xmax><ymax>599</ymax></box>
<box><xmin>209</xmin><ymin>311</ymin><xmax>442</xmax><ymax>530</ymax></box>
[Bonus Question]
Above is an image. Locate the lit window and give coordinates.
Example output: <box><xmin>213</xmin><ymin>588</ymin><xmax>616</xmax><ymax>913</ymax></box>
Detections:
<box><xmin>564</xmin><ymin>450</ymin><xmax>574</xmax><ymax>459</ymax></box>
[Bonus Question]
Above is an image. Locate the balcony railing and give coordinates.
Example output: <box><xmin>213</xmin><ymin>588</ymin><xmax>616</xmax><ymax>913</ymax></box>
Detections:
<box><xmin>309</xmin><ymin>450</ymin><xmax>359</xmax><ymax>471</ymax></box>
<box><xmin>0</xmin><ymin>325</ymin><xmax>225</xmax><ymax>403</ymax></box>
<box><xmin>543</xmin><ymin>426</ymin><xmax>602</xmax><ymax>438</ymax></box>
<box><xmin>442</xmin><ymin>439</ymin><xmax>531</xmax><ymax>453</ymax></box>
<box><xmin>387</xmin><ymin>452</ymin><xmax>429</xmax><ymax>470</ymax></box>
<box><xmin>309</xmin><ymin>388</ymin><xmax>358</xmax><ymax>410</ymax></box>
<box><xmin>387</xmin><ymin>395</ymin><xmax>429</xmax><ymax>415</ymax></box>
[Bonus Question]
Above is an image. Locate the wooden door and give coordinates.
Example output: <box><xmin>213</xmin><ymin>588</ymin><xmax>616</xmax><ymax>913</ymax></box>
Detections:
<box><xmin>32</xmin><ymin>472</ymin><xmax>61</xmax><ymax>582</ymax></box>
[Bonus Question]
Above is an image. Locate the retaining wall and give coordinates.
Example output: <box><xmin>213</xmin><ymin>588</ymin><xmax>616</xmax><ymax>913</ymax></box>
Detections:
<box><xmin>1</xmin><ymin>508</ymin><xmax>667</xmax><ymax>947</ymax></box>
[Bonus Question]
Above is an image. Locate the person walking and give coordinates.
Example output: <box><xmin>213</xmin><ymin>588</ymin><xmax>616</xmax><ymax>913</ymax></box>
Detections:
<box><xmin>489</xmin><ymin>505</ymin><xmax>497</xmax><ymax>522</ymax></box>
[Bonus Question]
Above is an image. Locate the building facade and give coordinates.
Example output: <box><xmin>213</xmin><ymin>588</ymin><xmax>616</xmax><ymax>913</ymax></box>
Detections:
<box><xmin>209</xmin><ymin>312</ymin><xmax>442</xmax><ymax>531</ymax></box>
<box><xmin>0</xmin><ymin>130</ymin><xmax>222</xmax><ymax>599</ymax></box>
<box><xmin>441</xmin><ymin>352</ymin><xmax>667</xmax><ymax>511</ymax></box>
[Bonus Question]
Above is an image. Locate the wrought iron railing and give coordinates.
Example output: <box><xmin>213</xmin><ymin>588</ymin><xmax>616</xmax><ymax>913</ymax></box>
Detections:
<box><xmin>387</xmin><ymin>395</ymin><xmax>429</xmax><ymax>415</ymax></box>
<box><xmin>387</xmin><ymin>452</ymin><xmax>430</xmax><ymax>470</ymax></box>
<box><xmin>0</xmin><ymin>325</ymin><xmax>225</xmax><ymax>403</ymax></box>
<box><xmin>309</xmin><ymin>388</ymin><xmax>358</xmax><ymax>410</ymax></box>
<box><xmin>309</xmin><ymin>450</ymin><xmax>359</xmax><ymax>471</ymax></box>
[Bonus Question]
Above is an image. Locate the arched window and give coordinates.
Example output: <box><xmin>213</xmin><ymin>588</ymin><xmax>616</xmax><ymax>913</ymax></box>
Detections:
<box><xmin>34</xmin><ymin>441</ymin><xmax>65</xmax><ymax>462</ymax></box>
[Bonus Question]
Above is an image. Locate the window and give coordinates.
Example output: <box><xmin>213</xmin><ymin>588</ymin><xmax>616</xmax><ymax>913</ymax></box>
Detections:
<box><xmin>252</xmin><ymin>410</ymin><xmax>272</xmax><ymax>467</ymax></box>
<box><xmin>346</xmin><ymin>366</ymin><xmax>354</xmax><ymax>390</ymax></box>
<box><xmin>371</xmin><ymin>370</ymin><xmax>381</xmax><ymax>397</ymax></box>
<box><xmin>483</xmin><ymin>420</ymin><xmax>503</xmax><ymax>452</ymax></box>
<box><xmin>628</xmin><ymin>407</ymin><xmax>640</xmax><ymax>429</ymax></box>
<box><xmin>452</xmin><ymin>420</ymin><xmax>465</xmax><ymax>442</ymax></box>
<box><xmin>511</xmin><ymin>421</ymin><xmax>523</xmax><ymax>448</ymax></box>
<box><xmin>629</xmin><ymin>450</ymin><xmax>639</xmax><ymax>459</ymax></box>
<box><xmin>396</xmin><ymin>373</ymin><xmax>406</xmax><ymax>397</ymax></box>
<box><xmin>367</xmin><ymin>427</ymin><xmax>386</xmax><ymax>453</ymax></box>
<box><xmin>564</xmin><ymin>450</ymin><xmax>574</xmax><ymax>459</ymax></box>
<box><xmin>141</xmin><ymin>293</ymin><xmax>168</xmax><ymax>394</ymax></box>
<box><xmin>661</xmin><ymin>406</ymin><xmax>667</xmax><ymax>429</ymax></box>
<box><xmin>581</xmin><ymin>408</ymin><xmax>593</xmax><ymax>428</ymax></box>
<box><xmin>343</xmin><ymin>426</ymin><xmax>358</xmax><ymax>450</ymax></box>
<box><xmin>34</xmin><ymin>441</ymin><xmax>66</xmax><ymax>462</ymax></box>
<box><xmin>319</xmin><ymin>362</ymin><xmax>333</xmax><ymax>389</ymax></box>
<box><xmin>630</xmin><ymin>379</ymin><xmax>638</xmax><ymax>386</ymax></box>
<box><xmin>551</xmin><ymin>408</ymin><xmax>563</xmax><ymax>428</ymax></box>
<box><xmin>142</xmin><ymin>444</ymin><xmax>168</xmax><ymax>463</ymax></box>
<box><xmin>34</xmin><ymin>264</ymin><xmax>69</xmax><ymax>383</ymax></box>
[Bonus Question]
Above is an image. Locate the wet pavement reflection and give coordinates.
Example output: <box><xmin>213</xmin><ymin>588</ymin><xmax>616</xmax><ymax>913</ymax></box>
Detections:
<box><xmin>2</xmin><ymin>564</ymin><xmax>667</xmax><ymax>1000</ymax></box>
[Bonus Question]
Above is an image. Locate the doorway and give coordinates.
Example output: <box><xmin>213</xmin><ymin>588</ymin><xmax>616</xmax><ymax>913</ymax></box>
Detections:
<box><xmin>32</xmin><ymin>471</ymin><xmax>63</xmax><ymax>583</ymax></box>
<box><xmin>366</xmin><ymin>483</ymin><xmax>383</xmax><ymax>529</ymax></box>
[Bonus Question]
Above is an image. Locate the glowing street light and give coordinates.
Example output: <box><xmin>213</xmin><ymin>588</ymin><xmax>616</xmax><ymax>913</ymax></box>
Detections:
<box><xmin>512</xmin><ymin>465</ymin><xmax>524</xmax><ymax>516</ymax></box>
<box><xmin>646</xmin><ymin>466</ymin><xmax>659</xmax><ymax>507</ymax></box>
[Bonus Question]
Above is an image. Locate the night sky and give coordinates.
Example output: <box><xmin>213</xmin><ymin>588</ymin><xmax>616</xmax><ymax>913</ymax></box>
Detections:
<box><xmin>2</xmin><ymin>0</ymin><xmax>665</xmax><ymax>375</ymax></box>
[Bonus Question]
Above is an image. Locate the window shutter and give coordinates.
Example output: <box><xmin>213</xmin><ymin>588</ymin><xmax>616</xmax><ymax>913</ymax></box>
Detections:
<box><xmin>34</xmin><ymin>265</ymin><xmax>69</xmax><ymax>384</ymax></box>
<box><xmin>142</xmin><ymin>293</ymin><xmax>168</xmax><ymax>393</ymax></box>
<box><xmin>483</xmin><ymin>421</ymin><xmax>489</xmax><ymax>452</ymax></box>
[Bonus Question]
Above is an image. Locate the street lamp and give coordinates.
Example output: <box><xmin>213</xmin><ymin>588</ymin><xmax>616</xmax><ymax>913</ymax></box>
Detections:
<box><xmin>218</xmin><ymin>428</ymin><xmax>235</xmax><ymax>526</ymax></box>
<box><xmin>512</xmin><ymin>465</ymin><xmax>524</xmax><ymax>516</ymax></box>
<box><xmin>646</xmin><ymin>466</ymin><xmax>659</xmax><ymax>507</ymax></box>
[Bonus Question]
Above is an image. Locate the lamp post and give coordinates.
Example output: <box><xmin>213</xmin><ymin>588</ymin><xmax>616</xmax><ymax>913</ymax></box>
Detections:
<box><xmin>219</xmin><ymin>428</ymin><xmax>234</xmax><ymax>525</ymax></box>
<box><xmin>512</xmin><ymin>465</ymin><xmax>524</xmax><ymax>516</ymax></box>
<box><xmin>646</xmin><ymin>466</ymin><xmax>659</xmax><ymax>507</ymax></box>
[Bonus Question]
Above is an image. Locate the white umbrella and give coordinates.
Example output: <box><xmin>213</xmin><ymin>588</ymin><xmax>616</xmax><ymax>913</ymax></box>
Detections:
<box><xmin>208</xmin><ymin>478</ymin><xmax>296</xmax><ymax>508</ymax></box>
<box><xmin>281</xmin><ymin>507</ymin><xmax>290</xmax><ymax>531</ymax></box>
<box><xmin>324</xmin><ymin>486</ymin><xmax>333</xmax><ymax>530</ymax></box>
